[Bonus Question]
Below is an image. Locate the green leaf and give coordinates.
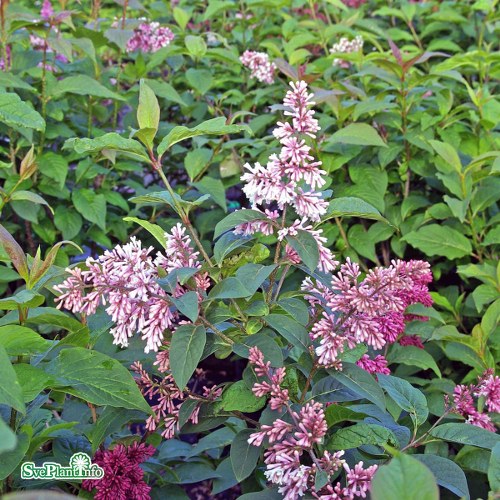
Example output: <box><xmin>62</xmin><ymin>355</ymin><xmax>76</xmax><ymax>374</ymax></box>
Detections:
<box><xmin>0</xmin><ymin>290</ymin><xmax>45</xmax><ymax>310</ymax></box>
<box><xmin>88</xmin><ymin>406</ymin><xmax>142</xmax><ymax>454</ymax></box>
<box><xmin>221</xmin><ymin>380</ymin><xmax>266</xmax><ymax>412</ymax></box>
<box><xmin>0</xmin><ymin>92</ymin><xmax>45</xmax><ymax>131</ymax></box>
<box><xmin>0</xmin><ymin>224</ymin><xmax>29</xmax><ymax>280</ymax></box>
<box><xmin>0</xmin><ymin>325</ymin><xmax>51</xmax><ymax>356</ymax></box>
<box><xmin>277</xmin><ymin>298</ymin><xmax>309</xmax><ymax>326</ymax></box>
<box><xmin>327</xmin><ymin>423</ymin><xmax>398</xmax><ymax>450</ymax></box>
<box><xmin>157</xmin><ymin>117</ymin><xmax>251</xmax><ymax>157</ymax></box>
<box><xmin>231</xmin><ymin>429</ymin><xmax>261</xmax><ymax>482</ymax></box>
<box><xmin>185</xmin><ymin>35</ymin><xmax>207</xmax><ymax>59</ymax></box>
<box><xmin>45</xmin><ymin>347</ymin><xmax>152</xmax><ymax>413</ymax></box>
<box><xmin>488</xmin><ymin>442</ymin><xmax>500</xmax><ymax>493</ymax></box>
<box><xmin>266</xmin><ymin>314</ymin><xmax>310</xmax><ymax>353</ymax></box>
<box><xmin>332</xmin><ymin>363</ymin><xmax>386</xmax><ymax>411</ymax></box>
<box><xmin>52</xmin><ymin>75</ymin><xmax>125</xmax><ymax>100</ymax></box>
<box><xmin>184</xmin><ymin>147</ymin><xmax>212</xmax><ymax>181</ymax></box>
<box><xmin>326</xmin><ymin>197</ymin><xmax>392</xmax><ymax>226</ymax></box>
<box><xmin>136</xmin><ymin>79</ymin><xmax>160</xmax><ymax>148</ymax></box>
<box><xmin>371</xmin><ymin>453</ymin><xmax>439</xmax><ymax>500</ymax></box>
<box><xmin>14</xmin><ymin>364</ymin><xmax>53</xmax><ymax>402</ymax></box>
<box><xmin>123</xmin><ymin>217</ymin><xmax>166</xmax><ymax>248</ymax></box>
<box><xmin>72</xmin><ymin>189</ymin><xmax>107</xmax><ymax>230</ymax></box>
<box><xmin>378</xmin><ymin>374</ymin><xmax>428</xmax><ymax>428</ymax></box>
<box><xmin>402</xmin><ymin>225</ymin><xmax>472</xmax><ymax>259</ymax></box>
<box><xmin>430</xmin><ymin>423</ymin><xmax>500</xmax><ymax>450</ymax></box>
<box><xmin>0</xmin><ymin>72</ymin><xmax>36</xmax><ymax>92</ymax></box>
<box><xmin>387</xmin><ymin>345</ymin><xmax>441</xmax><ymax>377</ymax></box>
<box><xmin>326</xmin><ymin>123</ymin><xmax>387</xmax><ymax>147</ymax></box>
<box><xmin>170</xmin><ymin>325</ymin><xmax>206</xmax><ymax>390</ymax></box>
<box><xmin>38</xmin><ymin>152</ymin><xmax>68</xmax><ymax>189</ymax></box>
<box><xmin>186</xmin><ymin>68</ymin><xmax>213</xmax><ymax>95</ymax></box>
<box><xmin>144</xmin><ymin>79</ymin><xmax>186</xmax><ymax>107</ymax></box>
<box><xmin>214</xmin><ymin>209</ymin><xmax>268</xmax><ymax>239</ymax></box>
<box><xmin>193</xmin><ymin>176</ymin><xmax>227</xmax><ymax>211</ymax></box>
<box><xmin>429</xmin><ymin>140</ymin><xmax>462</xmax><ymax>172</ymax></box>
<box><xmin>0</xmin><ymin>418</ymin><xmax>16</xmax><ymax>454</ymax></box>
<box><xmin>0</xmin><ymin>345</ymin><xmax>25</xmax><ymax>414</ymax></box>
<box><xmin>54</xmin><ymin>208</ymin><xmax>83</xmax><ymax>240</ymax></box>
<box><xmin>171</xmin><ymin>291</ymin><xmax>199</xmax><ymax>322</ymax></box>
<box><xmin>0</xmin><ymin>427</ymin><xmax>31</xmax><ymax>480</ymax></box>
<box><xmin>64</xmin><ymin>133</ymin><xmax>149</xmax><ymax>162</ymax></box>
<box><xmin>413</xmin><ymin>454</ymin><xmax>470</xmax><ymax>500</ymax></box>
<box><xmin>324</xmin><ymin>405</ymin><xmax>366</xmax><ymax>427</ymax></box>
<box><xmin>286</xmin><ymin>229</ymin><xmax>319</xmax><ymax>271</ymax></box>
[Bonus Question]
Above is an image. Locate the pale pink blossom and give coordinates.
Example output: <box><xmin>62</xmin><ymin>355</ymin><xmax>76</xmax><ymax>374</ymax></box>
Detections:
<box><xmin>240</xmin><ymin>50</ymin><xmax>276</xmax><ymax>84</ymax></box>
<box><xmin>126</xmin><ymin>21</ymin><xmax>175</xmax><ymax>53</ymax></box>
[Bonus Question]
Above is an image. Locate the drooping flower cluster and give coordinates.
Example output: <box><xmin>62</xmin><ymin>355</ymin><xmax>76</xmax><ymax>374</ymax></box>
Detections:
<box><xmin>447</xmin><ymin>369</ymin><xmax>500</xmax><ymax>432</ymax></box>
<box><xmin>240</xmin><ymin>50</ymin><xmax>277</xmax><ymax>84</ymax></box>
<box><xmin>132</xmin><ymin>349</ymin><xmax>222</xmax><ymax>439</ymax></box>
<box><xmin>235</xmin><ymin>81</ymin><xmax>337</xmax><ymax>273</ymax></box>
<box><xmin>126</xmin><ymin>20</ymin><xmax>175</xmax><ymax>53</ymax></box>
<box><xmin>302</xmin><ymin>258</ymin><xmax>433</xmax><ymax>369</ymax></box>
<box><xmin>55</xmin><ymin>224</ymin><xmax>209</xmax><ymax>353</ymax></box>
<box><xmin>248</xmin><ymin>347</ymin><xmax>378</xmax><ymax>499</ymax></box>
<box><xmin>330</xmin><ymin>36</ymin><xmax>363</xmax><ymax>68</ymax></box>
<box><xmin>341</xmin><ymin>0</ymin><xmax>368</xmax><ymax>7</ymax></box>
<box><xmin>82</xmin><ymin>442</ymin><xmax>155</xmax><ymax>500</ymax></box>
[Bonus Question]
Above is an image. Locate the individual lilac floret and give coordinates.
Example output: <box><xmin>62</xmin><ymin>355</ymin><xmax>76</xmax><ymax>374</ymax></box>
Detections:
<box><xmin>126</xmin><ymin>21</ymin><xmax>175</xmax><ymax>53</ymax></box>
<box><xmin>54</xmin><ymin>224</ymin><xmax>209</xmax><ymax>353</ymax></box>
<box><xmin>240</xmin><ymin>50</ymin><xmax>277</xmax><ymax>84</ymax></box>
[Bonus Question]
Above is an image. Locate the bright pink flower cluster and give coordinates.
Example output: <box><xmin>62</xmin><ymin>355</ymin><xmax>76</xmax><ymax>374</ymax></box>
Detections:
<box><xmin>448</xmin><ymin>369</ymin><xmax>500</xmax><ymax>432</ymax></box>
<box><xmin>357</xmin><ymin>354</ymin><xmax>390</xmax><ymax>375</ymax></box>
<box><xmin>235</xmin><ymin>81</ymin><xmax>337</xmax><ymax>273</ymax></box>
<box><xmin>342</xmin><ymin>0</ymin><xmax>367</xmax><ymax>6</ymax></box>
<box><xmin>240</xmin><ymin>50</ymin><xmax>277</xmax><ymax>84</ymax></box>
<box><xmin>41</xmin><ymin>0</ymin><xmax>54</xmax><ymax>19</ymax></box>
<box><xmin>82</xmin><ymin>442</ymin><xmax>155</xmax><ymax>500</ymax></box>
<box><xmin>126</xmin><ymin>21</ymin><xmax>175</xmax><ymax>53</ymax></box>
<box><xmin>132</xmin><ymin>349</ymin><xmax>221</xmax><ymax>439</ymax></box>
<box><xmin>248</xmin><ymin>347</ymin><xmax>377</xmax><ymax>499</ymax></box>
<box><xmin>302</xmin><ymin>258</ymin><xmax>433</xmax><ymax>369</ymax></box>
<box><xmin>55</xmin><ymin>224</ymin><xmax>209</xmax><ymax>353</ymax></box>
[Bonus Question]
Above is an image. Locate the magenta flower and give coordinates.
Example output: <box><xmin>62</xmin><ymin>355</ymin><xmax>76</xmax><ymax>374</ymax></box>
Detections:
<box><xmin>357</xmin><ymin>354</ymin><xmax>391</xmax><ymax>375</ymax></box>
<box><xmin>82</xmin><ymin>442</ymin><xmax>155</xmax><ymax>500</ymax></box>
<box><xmin>41</xmin><ymin>0</ymin><xmax>54</xmax><ymax>20</ymax></box>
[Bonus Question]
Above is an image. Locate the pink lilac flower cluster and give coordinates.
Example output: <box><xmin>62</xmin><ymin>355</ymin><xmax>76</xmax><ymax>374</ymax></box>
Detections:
<box><xmin>248</xmin><ymin>347</ymin><xmax>377</xmax><ymax>499</ymax></box>
<box><xmin>132</xmin><ymin>349</ymin><xmax>222</xmax><ymax>439</ymax></box>
<box><xmin>447</xmin><ymin>369</ymin><xmax>500</xmax><ymax>432</ymax></box>
<box><xmin>126</xmin><ymin>20</ymin><xmax>175</xmax><ymax>53</ymax></box>
<box><xmin>41</xmin><ymin>0</ymin><xmax>54</xmax><ymax>19</ymax></box>
<box><xmin>235</xmin><ymin>81</ymin><xmax>337</xmax><ymax>273</ymax></box>
<box><xmin>356</xmin><ymin>354</ymin><xmax>390</xmax><ymax>376</ymax></box>
<box><xmin>330</xmin><ymin>36</ymin><xmax>364</xmax><ymax>68</ymax></box>
<box><xmin>302</xmin><ymin>258</ymin><xmax>433</xmax><ymax>370</ymax></box>
<box><xmin>240</xmin><ymin>50</ymin><xmax>277</xmax><ymax>84</ymax></box>
<box><xmin>82</xmin><ymin>442</ymin><xmax>155</xmax><ymax>500</ymax></box>
<box><xmin>55</xmin><ymin>224</ymin><xmax>209</xmax><ymax>353</ymax></box>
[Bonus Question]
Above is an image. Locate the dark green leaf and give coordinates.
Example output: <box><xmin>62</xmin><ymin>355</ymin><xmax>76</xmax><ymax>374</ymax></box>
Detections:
<box><xmin>231</xmin><ymin>429</ymin><xmax>261</xmax><ymax>482</ymax></box>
